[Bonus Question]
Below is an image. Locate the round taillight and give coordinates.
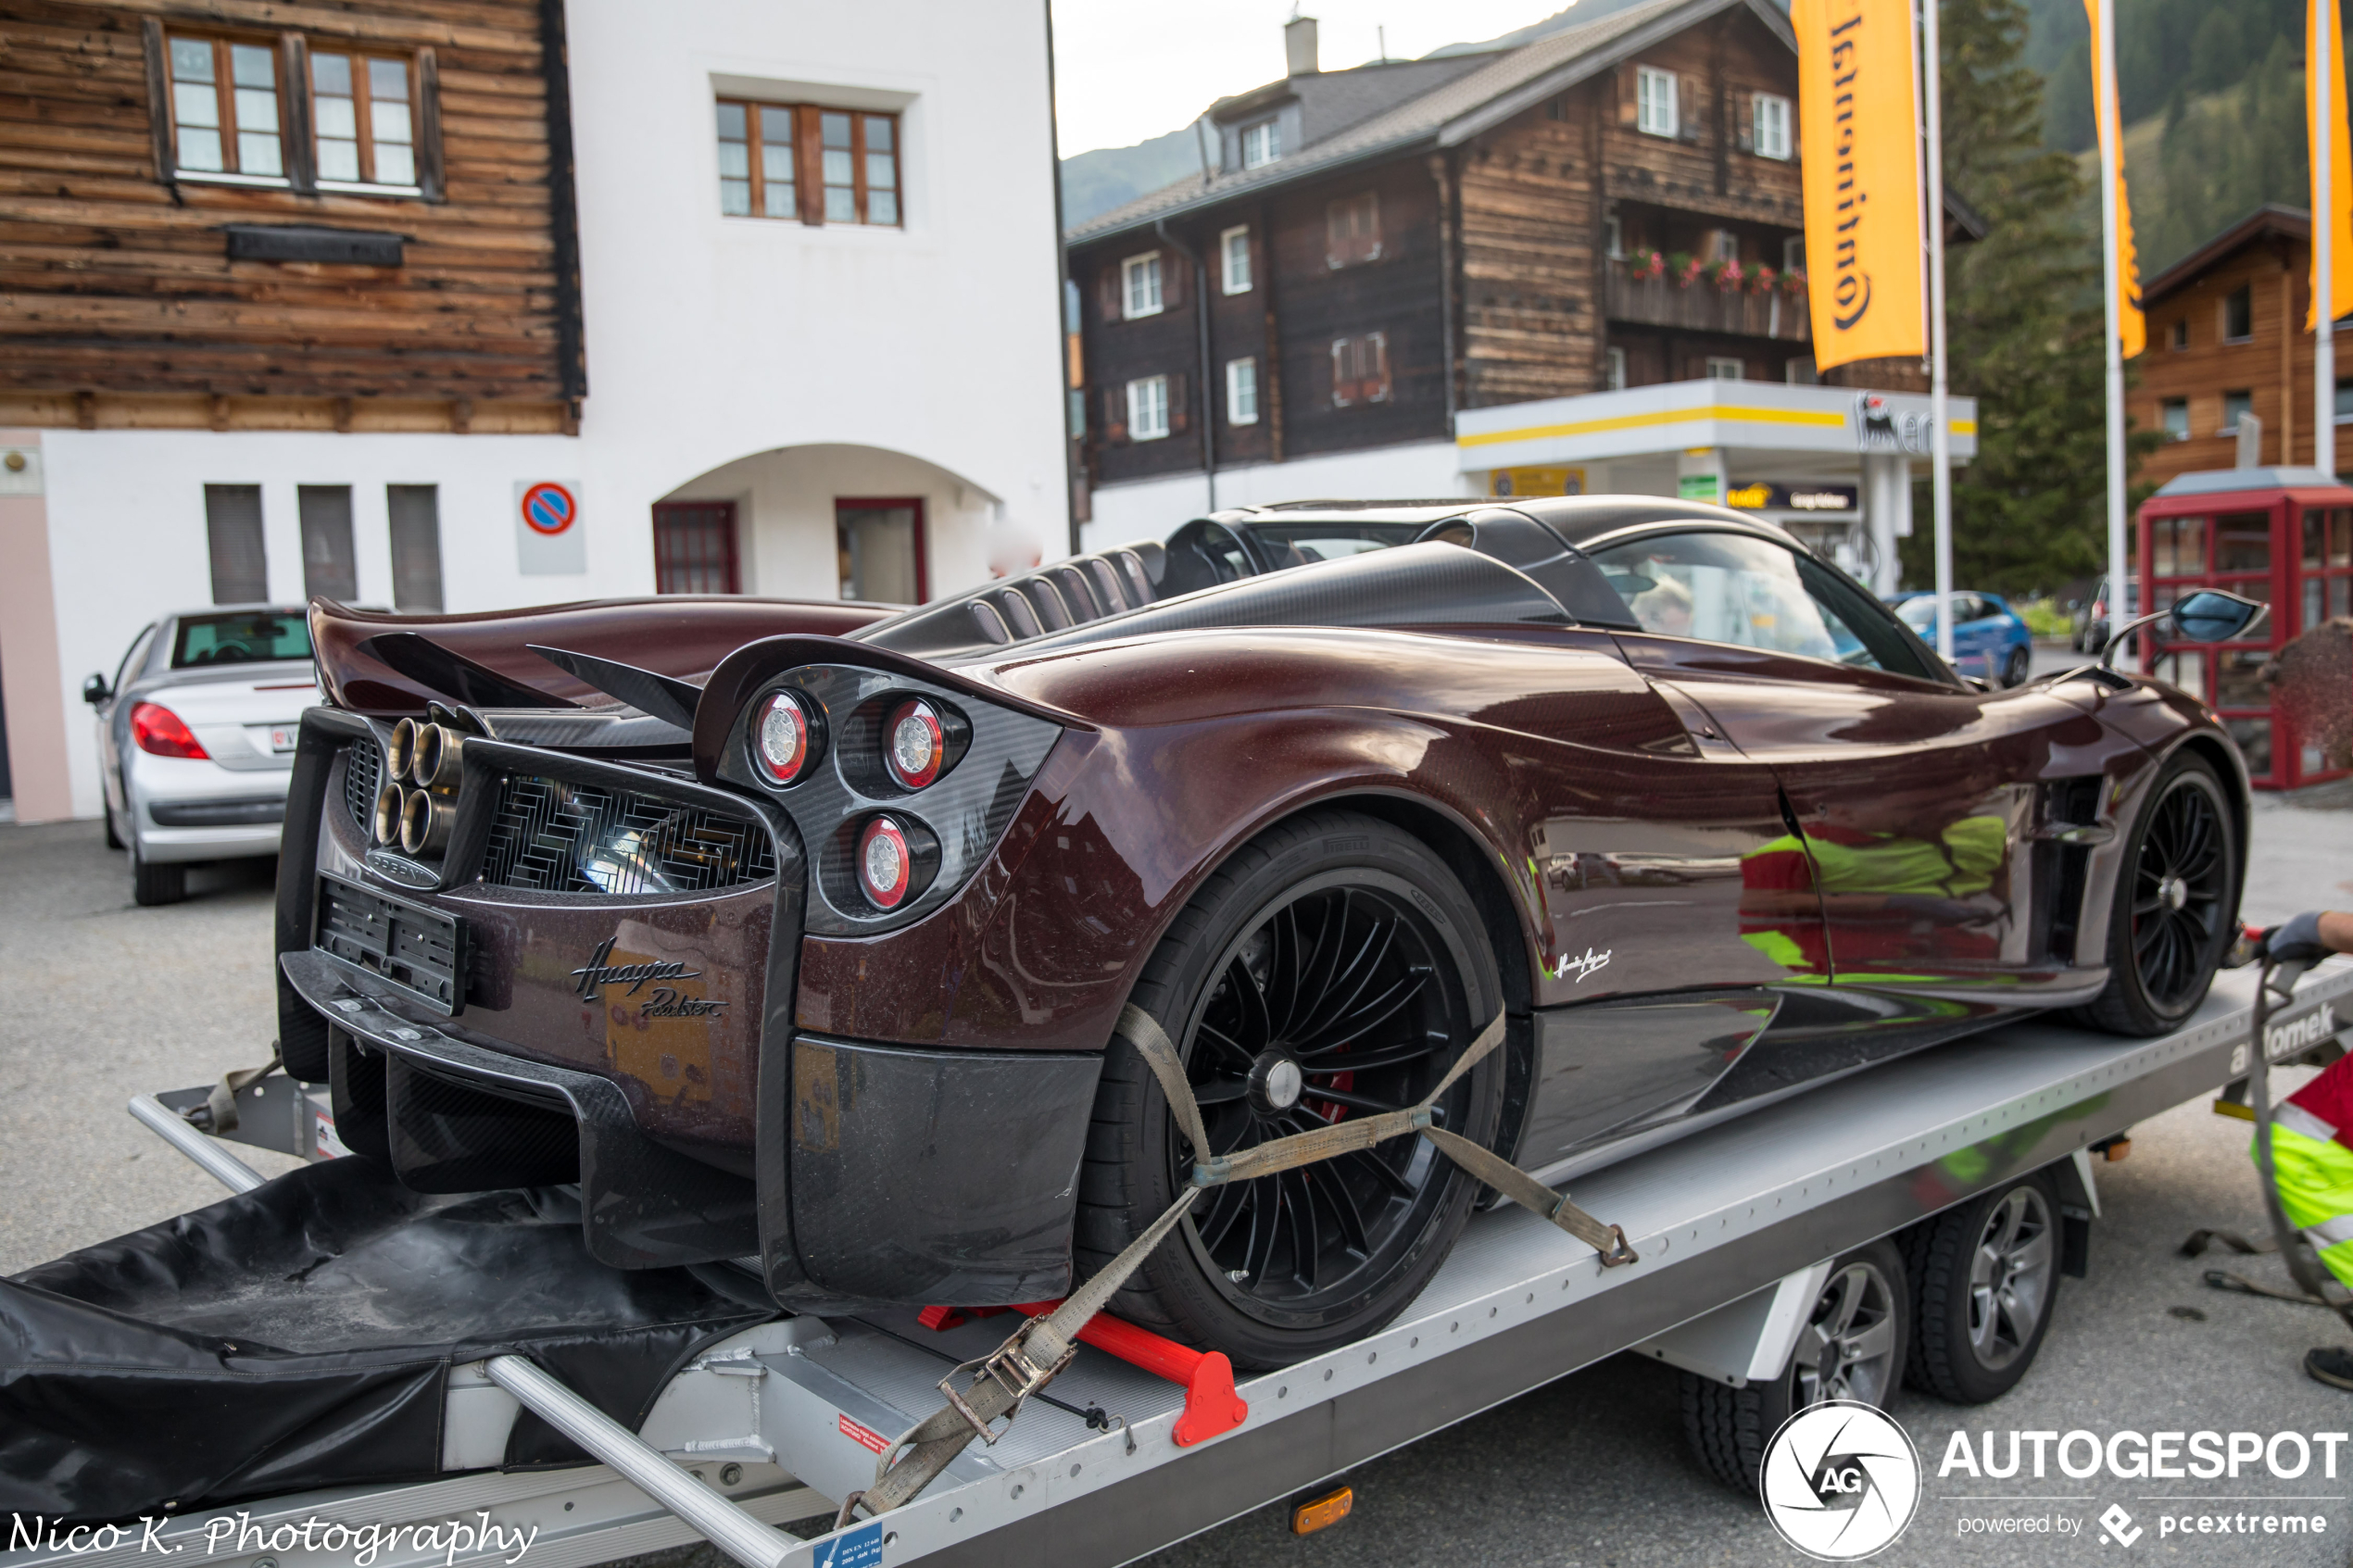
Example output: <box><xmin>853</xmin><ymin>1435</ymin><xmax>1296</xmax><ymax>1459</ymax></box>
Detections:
<box><xmin>858</xmin><ymin>816</ymin><xmax>913</xmax><ymax>909</ymax></box>
<box><xmin>752</xmin><ymin>690</ymin><xmax>813</xmax><ymax>785</ymax></box>
<box><xmin>885</xmin><ymin>698</ymin><xmax>944</xmax><ymax>789</ymax></box>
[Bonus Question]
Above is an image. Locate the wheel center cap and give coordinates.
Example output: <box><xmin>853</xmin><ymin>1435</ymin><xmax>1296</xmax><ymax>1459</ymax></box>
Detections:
<box><xmin>2160</xmin><ymin>874</ymin><xmax>2188</xmax><ymax>911</ymax></box>
<box><xmin>1250</xmin><ymin>1053</ymin><xmax>1304</xmax><ymax>1112</ymax></box>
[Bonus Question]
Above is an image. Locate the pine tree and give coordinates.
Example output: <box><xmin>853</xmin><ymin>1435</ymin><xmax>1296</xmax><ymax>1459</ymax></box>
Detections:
<box><xmin>1899</xmin><ymin>0</ymin><xmax>2158</xmax><ymax>596</ymax></box>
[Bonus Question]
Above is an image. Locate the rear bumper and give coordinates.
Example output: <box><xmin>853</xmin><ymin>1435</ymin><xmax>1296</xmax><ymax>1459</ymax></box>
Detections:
<box><xmin>283</xmin><ymin>913</ymin><xmax>1100</xmax><ymax>1305</ymax></box>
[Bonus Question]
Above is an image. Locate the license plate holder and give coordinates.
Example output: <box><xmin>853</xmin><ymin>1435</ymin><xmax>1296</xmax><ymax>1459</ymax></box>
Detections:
<box><xmin>313</xmin><ymin>872</ymin><xmax>467</xmax><ymax>1015</ymax></box>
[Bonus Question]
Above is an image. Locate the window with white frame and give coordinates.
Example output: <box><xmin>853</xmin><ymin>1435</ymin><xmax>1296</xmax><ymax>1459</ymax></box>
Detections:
<box><xmin>1752</xmin><ymin>93</ymin><xmax>1792</xmax><ymax>159</ymax></box>
<box><xmin>1606</xmin><ymin>346</ymin><xmax>1627</xmax><ymax>391</ymax></box>
<box><xmin>1227</xmin><ymin>358</ymin><xmax>1259</xmax><ymax>424</ymax></box>
<box><xmin>1783</xmin><ymin>234</ymin><xmax>1806</xmax><ymax>272</ymax></box>
<box><xmin>1222</xmin><ymin>226</ymin><xmax>1252</xmax><ymax>294</ymax></box>
<box><xmin>1127</xmin><ymin>375</ymin><xmax>1170</xmax><ymax>440</ymax></box>
<box><xmin>1330</xmin><ymin>333</ymin><xmax>1390</xmax><ymax>406</ymax></box>
<box><xmin>1786</xmin><ymin>356</ymin><xmax>1818</xmax><ymax>384</ymax></box>
<box><xmin>1604</xmin><ymin>215</ymin><xmax>1623</xmax><ymax>259</ymax></box>
<box><xmin>1241</xmin><ymin>119</ymin><xmax>1279</xmax><ymax>169</ymax></box>
<box><xmin>1635</xmin><ymin>68</ymin><xmax>1678</xmax><ymax>138</ymax></box>
<box><xmin>1709</xmin><ymin>230</ymin><xmax>1737</xmax><ymax>264</ymax></box>
<box><xmin>1123</xmin><ymin>253</ymin><xmax>1164</xmax><ymax>319</ymax></box>
<box><xmin>1707</xmin><ymin>356</ymin><xmax>1744</xmax><ymax>381</ymax></box>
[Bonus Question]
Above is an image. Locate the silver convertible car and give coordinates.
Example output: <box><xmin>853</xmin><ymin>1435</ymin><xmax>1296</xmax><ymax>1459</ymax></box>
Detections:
<box><xmin>83</xmin><ymin>607</ymin><xmax>318</xmax><ymax>904</ymax></box>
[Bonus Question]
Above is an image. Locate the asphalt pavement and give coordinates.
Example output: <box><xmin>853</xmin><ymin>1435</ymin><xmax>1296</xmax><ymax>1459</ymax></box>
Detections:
<box><xmin>9</xmin><ymin>682</ymin><xmax>2353</xmax><ymax>1566</ymax></box>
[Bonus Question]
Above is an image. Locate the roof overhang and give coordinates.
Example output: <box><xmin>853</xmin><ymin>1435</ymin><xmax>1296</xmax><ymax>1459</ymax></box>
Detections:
<box><xmin>1453</xmin><ymin>379</ymin><xmax>1980</xmax><ymax>472</ymax></box>
<box><xmin>1435</xmin><ymin>0</ymin><xmax>1792</xmax><ymax>149</ymax></box>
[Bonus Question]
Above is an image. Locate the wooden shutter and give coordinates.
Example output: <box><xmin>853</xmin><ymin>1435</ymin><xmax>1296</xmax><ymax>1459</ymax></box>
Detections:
<box><xmin>1160</xmin><ymin>250</ymin><xmax>1184</xmax><ymax>309</ymax></box>
<box><xmin>1737</xmin><ymin>93</ymin><xmax>1754</xmax><ymax>154</ymax></box>
<box><xmin>1366</xmin><ymin>332</ymin><xmax>1390</xmax><ymax>402</ymax></box>
<box><xmin>1617</xmin><ymin>62</ymin><xmax>1638</xmax><ymax>127</ymax></box>
<box><xmin>1099</xmin><ymin>265</ymin><xmax>1123</xmax><ymax>323</ymax></box>
<box><xmin>1680</xmin><ymin>76</ymin><xmax>1702</xmax><ymax>141</ymax></box>
<box><xmin>416</xmin><ymin>46</ymin><xmax>445</xmax><ymax>201</ymax></box>
<box><xmin>1363</xmin><ymin>193</ymin><xmax>1382</xmax><ymax>262</ymax></box>
<box><xmin>1103</xmin><ymin>384</ymin><xmax>1128</xmax><ymax>445</ymax></box>
<box><xmin>281</xmin><ymin>34</ymin><xmax>317</xmax><ymax>193</ymax></box>
<box><xmin>141</xmin><ymin>18</ymin><xmax>174</xmax><ymax>185</ymax></box>
<box><xmin>1169</xmin><ymin>371</ymin><xmax>1189</xmax><ymax>432</ymax></box>
<box><xmin>1331</xmin><ymin>338</ymin><xmax>1355</xmax><ymax>406</ymax></box>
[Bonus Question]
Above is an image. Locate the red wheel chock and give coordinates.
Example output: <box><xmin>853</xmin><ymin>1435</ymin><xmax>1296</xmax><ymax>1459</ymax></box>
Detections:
<box><xmin>918</xmin><ymin>1299</ymin><xmax>1249</xmax><ymax>1446</ymax></box>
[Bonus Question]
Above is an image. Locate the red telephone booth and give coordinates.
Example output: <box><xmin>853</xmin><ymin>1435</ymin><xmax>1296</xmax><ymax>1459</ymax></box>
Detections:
<box><xmin>2136</xmin><ymin>466</ymin><xmax>2353</xmax><ymax>789</ymax></box>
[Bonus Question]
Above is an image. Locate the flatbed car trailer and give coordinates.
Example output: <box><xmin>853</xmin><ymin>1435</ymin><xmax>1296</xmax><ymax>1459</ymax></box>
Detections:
<box><xmin>11</xmin><ymin>961</ymin><xmax>2347</xmax><ymax>1568</ymax></box>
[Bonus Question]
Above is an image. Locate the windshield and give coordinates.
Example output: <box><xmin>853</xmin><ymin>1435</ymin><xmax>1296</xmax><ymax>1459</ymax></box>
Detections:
<box><xmin>171</xmin><ymin>612</ymin><xmax>312</xmax><ymax>668</ymax></box>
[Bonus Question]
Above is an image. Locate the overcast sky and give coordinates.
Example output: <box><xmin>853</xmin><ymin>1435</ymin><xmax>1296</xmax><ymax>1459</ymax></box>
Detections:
<box><xmin>1051</xmin><ymin>0</ymin><xmax>1573</xmax><ymax>157</ymax></box>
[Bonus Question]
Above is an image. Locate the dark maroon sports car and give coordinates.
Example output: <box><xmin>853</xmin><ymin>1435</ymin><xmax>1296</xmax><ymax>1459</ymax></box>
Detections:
<box><xmin>281</xmin><ymin>497</ymin><xmax>2254</xmax><ymax>1367</ymax></box>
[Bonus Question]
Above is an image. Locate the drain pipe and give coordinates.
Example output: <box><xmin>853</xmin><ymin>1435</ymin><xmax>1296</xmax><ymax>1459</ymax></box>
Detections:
<box><xmin>1156</xmin><ymin>218</ymin><xmax>1216</xmax><ymax>513</ymax></box>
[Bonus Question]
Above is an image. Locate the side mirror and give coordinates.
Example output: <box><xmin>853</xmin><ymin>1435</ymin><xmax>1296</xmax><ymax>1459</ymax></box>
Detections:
<box><xmin>2098</xmin><ymin>588</ymin><xmax>2268</xmax><ymax>670</ymax></box>
<box><xmin>2168</xmin><ymin>588</ymin><xmax>2267</xmax><ymax>644</ymax></box>
<box><xmin>82</xmin><ymin>673</ymin><xmax>110</xmax><ymax>706</ymax></box>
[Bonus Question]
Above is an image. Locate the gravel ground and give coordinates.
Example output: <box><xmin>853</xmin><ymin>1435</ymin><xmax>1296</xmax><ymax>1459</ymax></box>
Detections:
<box><xmin>9</xmin><ymin>740</ymin><xmax>2353</xmax><ymax>1568</ymax></box>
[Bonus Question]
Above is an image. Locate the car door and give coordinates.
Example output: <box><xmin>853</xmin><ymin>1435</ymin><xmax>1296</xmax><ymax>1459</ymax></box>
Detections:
<box><xmin>1589</xmin><ymin>526</ymin><xmax>2112</xmax><ymax>1000</ymax></box>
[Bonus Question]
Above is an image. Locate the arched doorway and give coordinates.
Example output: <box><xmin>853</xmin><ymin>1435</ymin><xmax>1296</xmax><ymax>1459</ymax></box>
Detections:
<box><xmin>654</xmin><ymin>444</ymin><xmax>1030</xmax><ymax>605</ymax></box>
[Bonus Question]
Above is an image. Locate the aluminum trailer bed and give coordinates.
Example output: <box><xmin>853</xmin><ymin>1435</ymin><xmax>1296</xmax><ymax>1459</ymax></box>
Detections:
<box><xmin>11</xmin><ymin>962</ymin><xmax>2343</xmax><ymax>1568</ymax></box>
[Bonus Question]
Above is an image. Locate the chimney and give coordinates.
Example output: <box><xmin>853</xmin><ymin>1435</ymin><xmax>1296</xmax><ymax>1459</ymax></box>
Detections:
<box><xmin>1286</xmin><ymin>14</ymin><xmax>1319</xmax><ymax>77</ymax></box>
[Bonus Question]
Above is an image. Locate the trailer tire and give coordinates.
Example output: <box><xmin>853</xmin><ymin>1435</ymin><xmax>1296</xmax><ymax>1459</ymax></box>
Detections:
<box><xmin>1680</xmin><ymin>1239</ymin><xmax>1910</xmax><ymax>1496</ymax></box>
<box><xmin>1903</xmin><ymin>1170</ymin><xmax>2060</xmax><ymax>1403</ymax></box>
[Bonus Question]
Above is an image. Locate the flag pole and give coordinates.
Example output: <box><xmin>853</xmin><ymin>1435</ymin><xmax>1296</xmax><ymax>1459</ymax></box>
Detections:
<box><xmin>2095</xmin><ymin>0</ymin><xmax>2129</xmax><ymax>666</ymax></box>
<box><xmin>1922</xmin><ymin>0</ymin><xmax>1953</xmax><ymax>664</ymax></box>
<box><xmin>2320</xmin><ymin>0</ymin><xmax>2336</xmax><ymax>478</ymax></box>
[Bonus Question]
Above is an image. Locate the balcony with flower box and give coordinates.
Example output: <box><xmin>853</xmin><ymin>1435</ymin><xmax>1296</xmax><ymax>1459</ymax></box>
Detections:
<box><xmin>1604</xmin><ymin>254</ymin><xmax>1812</xmax><ymax>342</ymax></box>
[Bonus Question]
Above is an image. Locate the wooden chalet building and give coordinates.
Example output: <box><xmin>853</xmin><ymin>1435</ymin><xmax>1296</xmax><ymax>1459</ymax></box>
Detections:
<box><xmin>0</xmin><ymin>0</ymin><xmax>1067</xmax><ymax>824</ymax></box>
<box><xmin>2133</xmin><ymin>205</ymin><xmax>2344</xmax><ymax>490</ymax></box>
<box><xmin>1066</xmin><ymin>0</ymin><xmax>1973</xmax><ymax>546</ymax></box>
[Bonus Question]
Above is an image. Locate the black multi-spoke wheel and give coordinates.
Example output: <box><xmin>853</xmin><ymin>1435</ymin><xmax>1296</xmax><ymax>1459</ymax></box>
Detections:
<box><xmin>2077</xmin><ymin>751</ymin><xmax>2240</xmax><ymax>1035</ymax></box>
<box><xmin>1077</xmin><ymin>811</ymin><xmax>1505</xmax><ymax>1368</ymax></box>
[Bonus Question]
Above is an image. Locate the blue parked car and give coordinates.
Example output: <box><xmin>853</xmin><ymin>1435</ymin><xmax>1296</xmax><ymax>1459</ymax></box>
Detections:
<box><xmin>1887</xmin><ymin>590</ymin><xmax>2036</xmax><ymax>687</ymax></box>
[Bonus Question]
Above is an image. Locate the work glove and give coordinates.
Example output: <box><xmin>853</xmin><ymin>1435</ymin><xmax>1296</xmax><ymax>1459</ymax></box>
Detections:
<box><xmin>2259</xmin><ymin>911</ymin><xmax>2331</xmax><ymax>964</ymax></box>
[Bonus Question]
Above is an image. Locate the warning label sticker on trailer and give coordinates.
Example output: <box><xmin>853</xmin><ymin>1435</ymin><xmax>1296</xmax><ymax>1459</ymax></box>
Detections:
<box><xmin>838</xmin><ymin>1412</ymin><xmax>890</xmax><ymax>1454</ymax></box>
<box><xmin>812</xmin><ymin>1520</ymin><xmax>884</xmax><ymax>1568</ymax></box>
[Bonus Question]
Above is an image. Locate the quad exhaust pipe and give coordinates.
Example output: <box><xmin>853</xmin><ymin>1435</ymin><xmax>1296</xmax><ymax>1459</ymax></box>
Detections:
<box><xmin>373</xmin><ymin>720</ymin><xmax>469</xmax><ymax>856</ymax></box>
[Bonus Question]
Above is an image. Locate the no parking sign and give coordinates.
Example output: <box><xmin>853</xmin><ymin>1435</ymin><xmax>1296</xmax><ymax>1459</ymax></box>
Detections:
<box><xmin>513</xmin><ymin>479</ymin><xmax>585</xmax><ymax>574</ymax></box>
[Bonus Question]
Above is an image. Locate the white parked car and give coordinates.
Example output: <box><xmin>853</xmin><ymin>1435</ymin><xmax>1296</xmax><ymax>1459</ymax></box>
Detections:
<box><xmin>83</xmin><ymin>608</ymin><xmax>318</xmax><ymax>905</ymax></box>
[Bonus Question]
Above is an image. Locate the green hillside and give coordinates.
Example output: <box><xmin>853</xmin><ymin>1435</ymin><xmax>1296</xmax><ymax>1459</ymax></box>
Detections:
<box><xmin>2032</xmin><ymin>0</ymin><xmax>2314</xmax><ymax>273</ymax></box>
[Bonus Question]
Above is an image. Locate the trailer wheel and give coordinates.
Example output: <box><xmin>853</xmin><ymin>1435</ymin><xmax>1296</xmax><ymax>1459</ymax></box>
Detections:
<box><xmin>1903</xmin><ymin>1170</ymin><xmax>2060</xmax><ymax>1403</ymax></box>
<box><xmin>1680</xmin><ymin>1239</ymin><xmax>1910</xmax><ymax>1495</ymax></box>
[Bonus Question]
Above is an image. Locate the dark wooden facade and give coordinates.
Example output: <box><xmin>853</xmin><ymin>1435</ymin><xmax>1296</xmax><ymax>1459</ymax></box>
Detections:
<box><xmin>1069</xmin><ymin>3</ymin><xmax>1818</xmax><ymax>492</ymax></box>
<box><xmin>0</xmin><ymin>0</ymin><xmax>582</xmax><ymax>433</ymax></box>
<box><xmin>2133</xmin><ymin>207</ymin><xmax>2319</xmax><ymax>490</ymax></box>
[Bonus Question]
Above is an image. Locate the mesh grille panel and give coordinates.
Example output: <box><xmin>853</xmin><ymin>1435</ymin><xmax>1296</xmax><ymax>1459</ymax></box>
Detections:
<box><xmin>344</xmin><ymin>736</ymin><xmax>384</xmax><ymax>836</ymax></box>
<box><xmin>481</xmin><ymin>774</ymin><xmax>776</xmax><ymax>896</ymax></box>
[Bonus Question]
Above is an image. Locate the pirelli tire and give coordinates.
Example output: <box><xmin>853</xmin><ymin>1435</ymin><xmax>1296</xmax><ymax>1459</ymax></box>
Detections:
<box><xmin>2074</xmin><ymin>749</ymin><xmax>2241</xmax><ymax>1037</ymax></box>
<box><xmin>1076</xmin><ymin>809</ymin><xmax>1508</xmax><ymax>1371</ymax></box>
<box><xmin>1681</xmin><ymin>1239</ymin><xmax>1911</xmax><ymax>1496</ymax></box>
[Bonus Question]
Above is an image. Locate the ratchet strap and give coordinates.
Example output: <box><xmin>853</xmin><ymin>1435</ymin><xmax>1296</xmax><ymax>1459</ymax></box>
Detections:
<box><xmin>192</xmin><ymin>1047</ymin><xmax>283</xmax><ymax>1136</ymax></box>
<box><xmin>839</xmin><ymin>1005</ymin><xmax>1635</xmax><ymax>1524</ymax></box>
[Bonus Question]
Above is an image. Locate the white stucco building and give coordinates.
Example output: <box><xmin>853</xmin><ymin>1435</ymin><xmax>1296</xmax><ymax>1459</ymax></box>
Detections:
<box><xmin>0</xmin><ymin>0</ymin><xmax>1067</xmax><ymax>823</ymax></box>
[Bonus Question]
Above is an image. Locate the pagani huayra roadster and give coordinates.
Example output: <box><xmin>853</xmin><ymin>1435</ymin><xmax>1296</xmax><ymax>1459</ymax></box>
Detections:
<box><xmin>285</xmin><ymin>498</ymin><xmax>2258</xmax><ymax>1368</ymax></box>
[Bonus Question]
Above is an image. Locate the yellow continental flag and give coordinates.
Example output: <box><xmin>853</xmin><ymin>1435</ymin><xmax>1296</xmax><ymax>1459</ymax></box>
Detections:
<box><xmin>1793</xmin><ymin>0</ymin><xmax>1924</xmax><ymax>370</ymax></box>
<box><xmin>2084</xmin><ymin>0</ymin><xmax>2144</xmax><ymax>358</ymax></box>
<box><xmin>2309</xmin><ymin>0</ymin><xmax>2353</xmax><ymax>329</ymax></box>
